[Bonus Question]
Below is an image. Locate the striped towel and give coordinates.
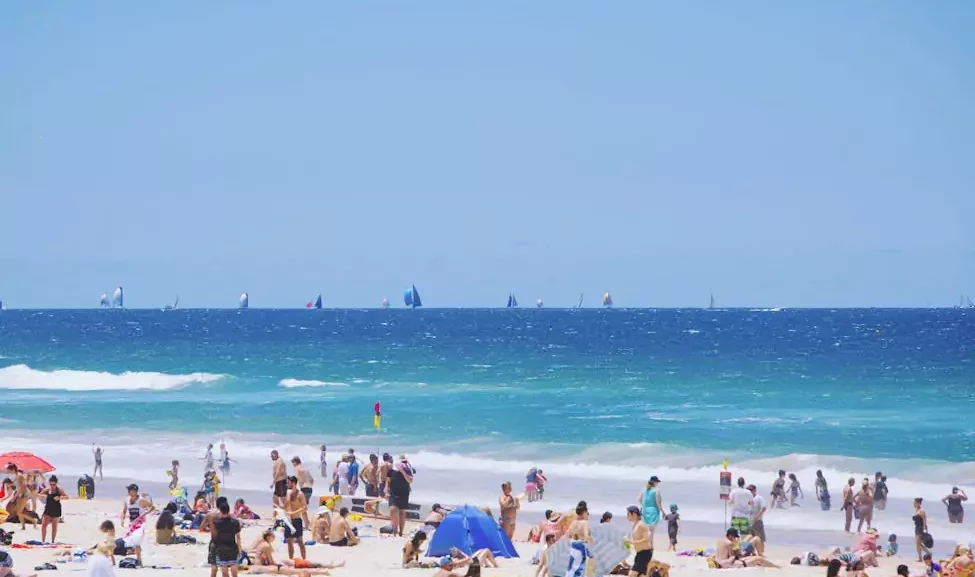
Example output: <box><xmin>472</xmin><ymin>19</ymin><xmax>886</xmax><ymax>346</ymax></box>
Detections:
<box><xmin>589</xmin><ymin>524</ymin><xmax>629</xmax><ymax>575</ymax></box>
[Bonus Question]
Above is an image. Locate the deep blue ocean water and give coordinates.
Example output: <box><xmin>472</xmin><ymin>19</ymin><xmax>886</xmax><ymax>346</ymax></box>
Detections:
<box><xmin>1</xmin><ymin>308</ymin><xmax>974</xmax><ymax>539</ymax></box>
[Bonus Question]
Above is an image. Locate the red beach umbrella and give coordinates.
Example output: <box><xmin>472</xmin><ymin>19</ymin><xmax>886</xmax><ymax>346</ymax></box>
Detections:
<box><xmin>0</xmin><ymin>451</ymin><xmax>56</xmax><ymax>473</ymax></box>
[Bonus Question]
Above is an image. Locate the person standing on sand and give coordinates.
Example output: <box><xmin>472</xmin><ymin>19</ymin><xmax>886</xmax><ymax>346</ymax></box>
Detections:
<box><xmin>855</xmin><ymin>478</ymin><xmax>874</xmax><ymax>532</ymax></box>
<box><xmin>360</xmin><ymin>454</ymin><xmax>380</xmax><ymax>497</ymax></box>
<box><xmin>873</xmin><ymin>472</ymin><xmax>888</xmax><ymax>511</ymax></box>
<box><xmin>815</xmin><ymin>470</ymin><xmax>831</xmax><ymax>511</ymax></box>
<box><xmin>639</xmin><ymin>476</ymin><xmax>662</xmax><ymax>548</ymax></box>
<box><xmin>728</xmin><ymin>477</ymin><xmax>754</xmax><ymax>534</ymax></box>
<box><xmin>283</xmin><ymin>476</ymin><xmax>308</xmax><ymax>560</ymax></box>
<box><xmin>291</xmin><ymin>457</ymin><xmax>314</xmax><ymax>529</ymax></box>
<box><xmin>387</xmin><ymin>455</ymin><xmax>413</xmax><ymax>537</ymax></box>
<box><xmin>210</xmin><ymin>499</ymin><xmax>241</xmax><ymax>577</ymax></box>
<box><xmin>379</xmin><ymin>453</ymin><xmax>393</xmax><ymax>497</ymax></box>
<box><xmin>319</xmin><ymin>445</ymin><xmax>328</xmax><ymax>478</ymax></box>
<box><xmin>40</xmin><ymin>475</ymin><xmax>67</xmax><ymax>543</ymax></box>
<box><xmin>499</xmin><ymin>481</ymin><xmax>520</xmax><ymax>539</ymax></box>
<box><xmin>168</xmin><ymin>461</ymin><xmax>180</xmax><ymax>490</ymax></box>
<box><xmin>842</xmin><ymin>478</ymin><xmax>856</xmax><ymax>532</ymax></box>
<box><xmin>269</xmin><ymin>451</ymin><xmax>287</xmax><ymax>512</ymax></box>
<box><xmin>748</xmin><ymin>484</ymin><xmax>768</xmax><ymax>543</ymax></box>
<box><xmin>92</xmin><ymin>445</ymin><xmax>104</xmax><ymax>480</ymax></box>
<box><xmin>913</xmin><ymin>497</ymin><xmax>930</xmax><ymax>561</ymax></box>
<box><xmin>943</xmin><ymin>487</ymin><xmax>967</xmax><ymax>523</ymax></box>
<box><xmin>626</xmin><ymin>505</ymin><xmax>652</xmax><ymax>577</ymax></box>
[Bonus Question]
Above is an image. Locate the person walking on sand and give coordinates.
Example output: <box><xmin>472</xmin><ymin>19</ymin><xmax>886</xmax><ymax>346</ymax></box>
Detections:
<box><xmin>40</xmin><ymin>475</ymin><xmax>67</xmax><ymax>543</ymax></box>
<box><xmin>913</xmin><ymin>497</ymin><xmax>930</xmax><ymax>561</ymax></box>
<box><xmin>4</xmin><ymin>464</ymin><xmax>36</xmax><ymax>531</ymax></box>
<box><xmin>203</xmin><ymin>443</ymin><xmax>215</xmax><ymax>474</ymax></box>
<box><xmin>789</xmin><ymin>473</ymin><xmax>804</xmax><ymax>506</ymax></box>
<box><xmin>842</xmin><ymin>477</ymin><xmax>856</xmax><ymax>532</ymax></box>
<box><xmin>626</xmin><ymin>505</ymin><xmax>652</xmax><ymax>577</ymax></box>
<box><xmin>499</xmin><ymin>481</ymin><xmax>520</xmax><ymax>539</ymax></box>
<box><xmin>269</xmin><ymin>451</ymin><xmax>287</xmax><ymax>512</ymax></box>
<box><xmin>638</xmin><ymin>476</ymin><xmax>663</xmax><ymax>549</ymax></box>
<box><xmin>855</xmin><ymin>478</ymin><xmax>874</xmax><ymax>533</ymax></box>
<box><xmin>748</xmin><ymin>484</ymin><xmax>768</xmax><ymax>543</ymax></box>
<box><xmin>943</xmin><ymin>487</ymin><xmax>968</xmax><ymax>523</ymax></box>
<box><xmin>770</xmin><ymin>470</ymin><xmax>787</xmax><ymax>509</ymax></box>
<box><xmin>92</xmin><ymin>445</ymin><xmax>104</xmax><ymax>480</ymax></box>
<box><xmin>291</xmin><ymin>457</ymin><xmax>314</xmax><ymax>529</ymax></box>
<box><xmin>815</xmin><ymin>470</ymin><xmax>831</xmax><ymax>511</ymax></box>
<box><xmin>874</xmin><ymin>472</ymin><xmax>888</xmax><ymax>511</ymax></box>
<box><xmin>283</xmin><ymin>476</ymin><xmax>308</xmax><ymax>560</ymax></box>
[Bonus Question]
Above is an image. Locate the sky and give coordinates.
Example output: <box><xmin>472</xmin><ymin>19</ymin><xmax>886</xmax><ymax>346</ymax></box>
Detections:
<box><xmin>1</xmin><ymin>1</ymin><xmax>973</xmax><ymax>308</ymax></box>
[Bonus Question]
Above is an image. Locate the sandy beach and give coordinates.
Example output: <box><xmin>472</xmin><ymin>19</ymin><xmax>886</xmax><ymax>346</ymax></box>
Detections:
<box><xmin>1</xmin><ymin>477</ymin><xmax>945</xmax><ymax>577</ymax></box>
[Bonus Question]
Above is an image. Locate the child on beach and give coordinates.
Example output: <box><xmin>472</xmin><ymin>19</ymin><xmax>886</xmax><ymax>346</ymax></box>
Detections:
<box><xmin>665</xmin><ymin>504</ymin><xmax>680</xmax><ymax>551</ymax></box>
<box><xmin>789</xmin><ymin>473</ymin><xmax>803</xmax><ymax>507</ymax></box>
<box><xmin>887</xmin><ymin>534</ymin><xmax>899</xmax><ymax>557</ymax></box>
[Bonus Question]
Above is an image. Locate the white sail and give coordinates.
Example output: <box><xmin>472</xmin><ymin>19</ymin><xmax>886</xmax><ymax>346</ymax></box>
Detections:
<box><xmin>163</xmin><ymin>294</ymin><xmax>179</xmax><ymax>311</ymax></box>
<box><xmin>111</xmin><ymin>287</ymin><xmax>123</xmax><ymax>308</ymax></box>
<box><xmin>239</xmin><ymin>292</ymin><xmax>249</xmax><ymax>309</ymax></box>
<box><xmin>381</xmin><ymin>298</ymin><xmax>389</xmax><ymax>309</ymax></box>
<box><xmin>536</xmin><ymin>299</ymin><xmax>544</xmax><ymax>308</ymax></box>
<box><xmin>602</xmin><ymin>292</ymin><xmax>613</xmax><ymax>307</ymax></box>
<box><xmin>100</xmin><ymin>293</ymin><xmax>109</xmax><ymax>308</ymax></box>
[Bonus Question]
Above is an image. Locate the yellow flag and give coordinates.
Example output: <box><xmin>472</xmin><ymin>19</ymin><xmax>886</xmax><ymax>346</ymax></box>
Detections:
<box><xmin>722</xmin><ymin>458</ymin><xmax>728</xmax><ymax>471</ymax></box>
<box><xmin>373</xmin><ymin>414</ymin><xmax>380</xmax><ymax>430</ymax></box>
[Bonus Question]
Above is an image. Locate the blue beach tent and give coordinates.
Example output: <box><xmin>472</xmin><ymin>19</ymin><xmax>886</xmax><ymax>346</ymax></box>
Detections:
<box><xmin>425</xmin><ymin>504</ymin><xmax>519</xmax><ymax>558</ymax></box>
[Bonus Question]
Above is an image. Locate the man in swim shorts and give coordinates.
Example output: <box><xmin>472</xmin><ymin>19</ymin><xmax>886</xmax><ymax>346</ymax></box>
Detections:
<box><xmin>270</xmin><ymin>451</ymin><xmax>287</xmax><ymax>511</ymax></box>
<box><xmin>282</xmin><ymin>476</ymin><xmax>307</xmax><ymax>560</ymax></box>
<box><xmin>627</xmin><ymin>505</ymin><xmax>652</xmax><ymax>577</ymax></box>
<box><xmin>728</xmin><ymin>477</ymin><xmax>753</xmax><ymax>535</ymax></box>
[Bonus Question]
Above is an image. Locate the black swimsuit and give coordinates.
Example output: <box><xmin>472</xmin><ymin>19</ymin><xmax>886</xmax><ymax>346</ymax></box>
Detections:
<box><xmin>43</xmin><ymin>488</ymin><xmax>63</xmax><ymax>518</ymax></box>
<box><xmin>913</xmin><ymin>513</ymin><xmax>924</xmax><ymax>535</ymax></box>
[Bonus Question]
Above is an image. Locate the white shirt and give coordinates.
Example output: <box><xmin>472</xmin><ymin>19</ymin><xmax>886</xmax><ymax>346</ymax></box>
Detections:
<box><xmin>336</xmin><ymin>462</ymin><xmax>350</xmax><ymax>486</ymax></box>
<box><xmin>751</xmin><ymin>494</ymin><xmax>768</xmax><ymax>520</ymax></box>
<box><xmin>729</xmin><ymin>488</ymin><xmax>754</xmax><ymax>517</ymax></box>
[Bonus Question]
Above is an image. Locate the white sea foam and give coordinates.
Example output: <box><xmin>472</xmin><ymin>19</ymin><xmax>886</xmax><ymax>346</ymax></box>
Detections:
<box><xmin>278</xmin><ymin>378</ymin><xmax>350</xmax><ymax>388</ymax></box>
<box><xmin>0</xmin><ymin>364</ymin><xmax>225</xmax><ymax>391</ymax></box>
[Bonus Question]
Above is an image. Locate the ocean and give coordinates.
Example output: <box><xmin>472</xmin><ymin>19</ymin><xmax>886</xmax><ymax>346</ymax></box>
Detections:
<box><xmin>1</xmin><ymin>308</ymin><xmax>973</xmax><ymax>546</ymax></box>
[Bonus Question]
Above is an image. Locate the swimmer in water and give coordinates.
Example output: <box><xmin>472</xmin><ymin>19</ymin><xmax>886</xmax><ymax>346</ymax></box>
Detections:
<box><xmin>789</xmin><ymin>473</ymin><xmax>803</xmax><ymax>507</ymax></box>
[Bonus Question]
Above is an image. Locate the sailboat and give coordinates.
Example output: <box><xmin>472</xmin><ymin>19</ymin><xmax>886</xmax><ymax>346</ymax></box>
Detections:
<box><xmin>602</xmin><ymin>292</ymin><xmax>613</xmax><ymax>307</ymax></box>
<box><xmin>0</xmin><ymin>299</ymin><xmax>4</xmax><ymax>311</ymax></box>
<box><xmin>403</xmin><ymin>285</ymin><xmax>423</xmax><ymax>309</ymax></box>
<box><xmin>314</xmin><ymin>294</ymin><xmax>322</xmax><ymax>309</ymax></box>
<box><xmin>381</xmin><ymin>298</ymin><xmax>389</xmax><ymax>309</ymax></box>
<box><xmin>239</xmin><ymin>292</ymin><xmax>249</xmax><ymax>309</ymax></box>
<box><xmin>536</xmin><ymin>299</ymin><xmax>544</xmax><ymax>308</ymax></box>
<box><xmin>506</xmin><ymin>293</ymin><xmax>519</xmax><ymax>308</ymax></box>
<box><xmin>99</xmin><ymin>293</ymin><xmax>109</xmax><ymax>308</ymax></box>
<box><xmin>575</xmin><ymin>293</ymin><xmax>584</xmax><ymax>309</ymax></box>
<box><xmin>709</xmin><ymin>292</ymin><xmax>716</xmax><ymax>310</ymax></box>
<box><xmin>111</xmin><ymin>287</ymin><xmax>124</xmax><ymax>308</ymax></box>
<box><xmin>163</xmin><ymin>294</ymin><xmax>179</xmax><ymax>311</ymax></box>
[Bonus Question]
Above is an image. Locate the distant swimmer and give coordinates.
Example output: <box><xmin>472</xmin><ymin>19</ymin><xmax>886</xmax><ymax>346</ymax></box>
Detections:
<box><xmin>218</xmin><ymin>443</ymin><xmax>234</xmax><ymax>477</ymax></box>
<box><xmin>815</xmin><ymin>470</ymin><xmax>831</xmax><ymax>511</ymax></box>
<box><xmin>92</xmin><ymin>444</ymin><xmax>104</xmax><ymax>480</ymax></box>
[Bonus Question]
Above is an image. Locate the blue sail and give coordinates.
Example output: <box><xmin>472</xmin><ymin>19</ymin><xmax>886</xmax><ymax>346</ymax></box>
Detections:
<box><xmin>403</xmin><ymin>288</ymin><xmax>414</xmax><ymax>307</ymax></box>
<box><xmin>507</xmin><ymin>294</ymin><xmax>513</xmax><ymax>308</ymax></box>
<box><xmin>314</xmin><ymin>294</ymin><xmax>322</xmax><ymax>309</ymax></box>
<box><xmin>412</xmin><ymin>285</ymin><xmax>422</xmax><ymax>308</ymax></box>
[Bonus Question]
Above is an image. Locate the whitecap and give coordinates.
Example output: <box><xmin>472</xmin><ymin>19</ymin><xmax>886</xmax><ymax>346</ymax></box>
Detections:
<box><xmin>0</xmin><ymin>364</ymin><xmax>224</xmax><ymax>391</ymax></box>
<box><xmin>278</xmin><ymin>378</ymin><xmax>350</xmax><ymax>388</ymax></box>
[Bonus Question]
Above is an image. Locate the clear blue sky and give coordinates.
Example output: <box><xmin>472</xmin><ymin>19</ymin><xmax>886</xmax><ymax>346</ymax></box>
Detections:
<box><xmin>2</xmin><ymin>1</ymin><xmax>973</xmax><ymax>308</ymax></box>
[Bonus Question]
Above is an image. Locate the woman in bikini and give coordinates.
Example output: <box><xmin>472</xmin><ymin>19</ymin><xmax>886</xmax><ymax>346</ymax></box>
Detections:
<box><xmin>248</xmin><ymin>530</ymin><xmax>343</xmax><ymax>576</ymax></box>
<box><xmin>498</xmin><ymin>482</ymin><xmax>520</xmax><ymax>539</ymax></box>
<box><xmin>4</xmin><ymin>465</ymin><xmax>36</xmax><ymax>531</ymax></box>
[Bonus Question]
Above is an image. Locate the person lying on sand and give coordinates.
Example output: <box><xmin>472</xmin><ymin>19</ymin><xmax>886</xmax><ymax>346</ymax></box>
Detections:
<box><xmin>247</xmin><ymin>529</ymin><xmax>344</xmax><ymax>576</ymax></box>
<box><xmin>715</xmin><ymin>528</ymin><xmax>778</xmax><ymax>568</ymax></box>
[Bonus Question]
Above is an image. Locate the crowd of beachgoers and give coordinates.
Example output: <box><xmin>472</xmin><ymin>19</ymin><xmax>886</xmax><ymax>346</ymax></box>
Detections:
<box><xmin>1</xmin><ymin>443</ymin><xmax>974</xmax><ymax>577</ymax></box>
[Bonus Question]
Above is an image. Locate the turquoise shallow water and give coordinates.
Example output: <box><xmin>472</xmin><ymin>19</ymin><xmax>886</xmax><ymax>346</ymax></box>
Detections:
<box><xmin>2</xmin><ymin>308</ymin><xmax>974</xmax><ymax>541</ymax></box>
<box><xmin>0</xmin><ymin>308</ymin><xmax>973</xmax><ymax>460</ymax></box>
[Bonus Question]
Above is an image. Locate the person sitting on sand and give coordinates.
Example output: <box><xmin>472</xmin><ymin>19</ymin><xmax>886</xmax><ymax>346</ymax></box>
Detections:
<box><xmin>249</xmin><ymin>529</ymin><xmax>343</xmax><ymax>576</ymax></box>
<box><xmin>402</xmin><ymin>531</ymin><xmax>435</xmax><ymax>568</ymax></box>
<box><xmin>155</xmin><ymin>502</ymin><xmax>178</xmax><ymax>545</ymax></box>
<box><xmin>715</xmin><ymin>528</ymin><xmax>778</xmax><ymax>568</ymax></box>
<box><xmin>533</xmin><ymin>534</ymin><xmax>557</xmax><ymax>576</ymax></box>
<box><xmin>944</xmin><ymin>547</ymin><xmax>975</xmax><ymax>577</ymax></box>
<box><xmin>853</xmin><ymin>529</ymin><xmax>881</xmax><ymax>567</ymax></box>
<box><xmin>328</xmin><ymin>507</ymin><xmax>359</xmax><ymax>547</ymax></box>
<box><xmin>312</xmin><ymin>507</ymin><xmax>331</xmax><ymax>544</ymax></box>
<box><xmin>232</xmin><ymin>498</ymin><xmax>259</xmax><ymax>520</ymax></box>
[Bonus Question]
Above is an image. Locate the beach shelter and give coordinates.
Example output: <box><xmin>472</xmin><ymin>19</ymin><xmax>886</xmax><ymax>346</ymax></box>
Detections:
<box><xmin>425</xmin><ymin>504</ymin><xmax>519</xmax><ymax>558</ymax></box>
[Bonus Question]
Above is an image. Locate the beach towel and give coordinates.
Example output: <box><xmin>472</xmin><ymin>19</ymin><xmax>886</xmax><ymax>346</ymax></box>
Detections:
<box><xmin>588</xmin><ymin>524</ymin><xmax>629</xmax><ymax>575</ymax></box>
<box><xmin>545</xmin><ymin>539</ymin><xmax>595</xmax><ymax>577</ymax></box>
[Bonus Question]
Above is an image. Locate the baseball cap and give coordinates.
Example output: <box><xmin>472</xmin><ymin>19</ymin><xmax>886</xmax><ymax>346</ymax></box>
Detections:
<box><xmin>649</xmin><ymin>475</ymin><xmax>661</xmax><ymax>483</ymax></box>
<box><xmin>126</xmin><ymin>483</ymin><xmax>139</xmax><ymax>491</ymax></box>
